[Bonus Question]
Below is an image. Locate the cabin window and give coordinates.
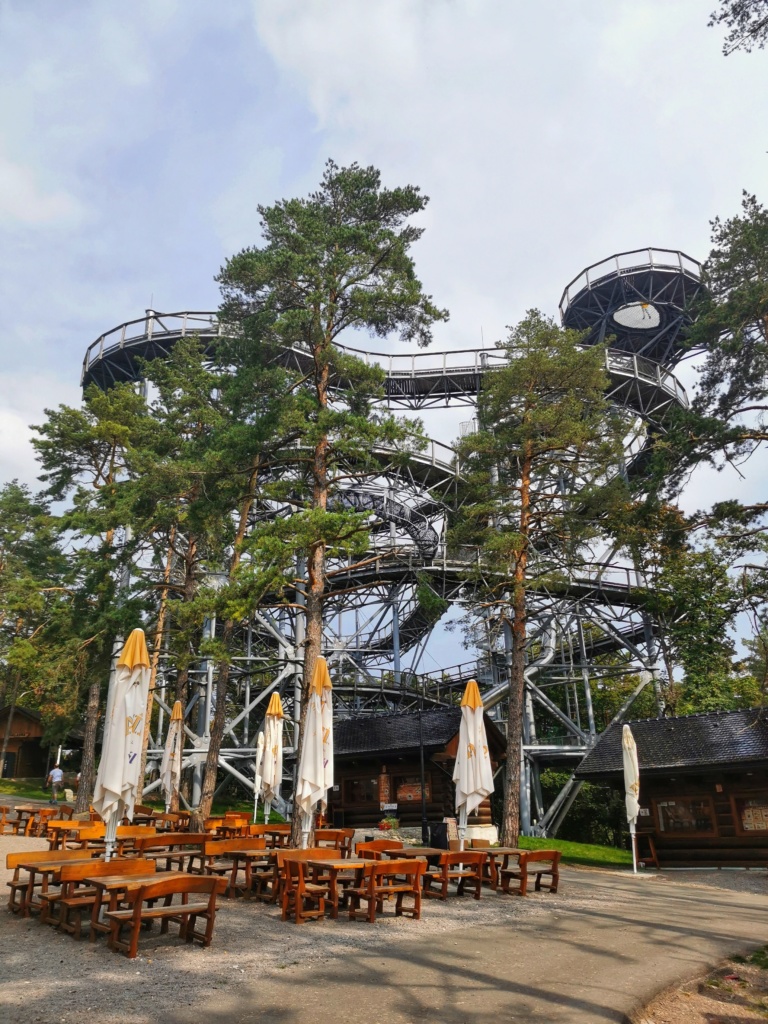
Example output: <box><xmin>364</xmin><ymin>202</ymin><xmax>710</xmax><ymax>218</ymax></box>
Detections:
<box><xmin>653</xmin><ymin>796</ymin><xmax>717</xmax><ymax>836</ymax></box>
<box><xmin>343</xmin><ymin>777</ymin><xmax>379</xmax><ymax>805</ymax></box>
<box><xmin>731</xmin><ymin>794</ymin><xmax>768</xmax><ymax>836</ymax></box>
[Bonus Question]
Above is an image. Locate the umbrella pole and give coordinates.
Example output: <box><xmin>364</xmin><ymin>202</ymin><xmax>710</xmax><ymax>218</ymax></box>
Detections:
<box><xmin>630</xmin><ymin>821</ymin><xmax>637</xmax><ymax>874</ymax></box>
<box><xmin>458</xmin><ymin>805</ymin><xmax>467</xmax><ymax>852</ymax></box>
<box><xmin>263</xmin><ymin>799</ymin><xmax>272</xmax><ymax>826</ymax></box>
<box><xmin>105</xmin><ymin>809</ymin><xmax>120</xmax><ymax>862</ymax></box>
<box><xmin>301</xmin><ymin>810</ymin><xmax>312</xmax><ymax>849</ymax></box>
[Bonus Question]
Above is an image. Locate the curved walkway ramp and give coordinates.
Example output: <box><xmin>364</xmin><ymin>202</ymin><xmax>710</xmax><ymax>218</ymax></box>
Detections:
<box><xmin>80</xmin><ymin>310</ymin><xmax>688</xmax><ymax>425</ymax></box>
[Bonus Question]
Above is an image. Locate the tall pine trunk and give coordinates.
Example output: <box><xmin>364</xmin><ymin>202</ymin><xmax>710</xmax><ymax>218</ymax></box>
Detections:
<box><xmin>192</xmin><ymin>461</ymin><xmax>260</xmax><ymax>830</ymax></box>
<box><xmin>290</xmin><ymin>345</ymin><xmax>329</xmax><ymax>848</ymax></box>
<box><xmin>74</xmin><ymin>682</ymin><xmax>100</xmax><ymax>813</ymax></box>
<box><xmin>0</xmin><ymin>674</ymin><xmax>21</xmax><ymax>780</ymax></box>
<box><xmin>500</xmin><ymin>449</ymin><xmax>531</xmax><ymax>847</ymax></box>
<box><xmin>138</xmin><ymin>529</ymin><xmax>176</xmax><ymax>794</ymax></box>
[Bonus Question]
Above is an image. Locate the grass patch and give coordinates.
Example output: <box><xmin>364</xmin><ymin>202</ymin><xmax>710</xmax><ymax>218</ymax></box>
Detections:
<box><xmin>729</xmin><ymin>946</ymin><xmax>768</xmax><ymax>970</ymax></box>
<box><xmin>0</xmin><ymin>781</ymin><xmax>285</xmax><ymax>821</ymax></box>
<box><xmin>748</xmin><ymin>947</ymin><xmax>768</xmax><ymax>970</ymax></box>
<box><xmin>0</xmin><ymin>779</ymin><xmax>50</xmax><ymax>800</ymax></box>
<box><xmin>518</xmin><ymin>835</ymin><xmax>633</xmax><ymax>869</ymax></box>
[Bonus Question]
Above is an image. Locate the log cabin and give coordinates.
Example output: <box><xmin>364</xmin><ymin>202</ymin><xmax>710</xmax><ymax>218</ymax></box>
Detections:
<box><xmin>0</xmin><ymin>706</ymin><xmax>49</xmax><ymax>779</ymax></box>
<box><xmin>327</xmin><ymin>706</ymin><xmax>506</xmax><ymax>829</ymax></box>
<box><xmin>576</xmin><ymin>707</ymin><xmax>768</xmax><ymax>867</ymax></box>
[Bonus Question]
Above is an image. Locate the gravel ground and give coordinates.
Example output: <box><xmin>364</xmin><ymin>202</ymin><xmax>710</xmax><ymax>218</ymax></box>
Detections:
<box><xmin>1</xmin><ymin>833</ymin><xmax>765</xmax><ymax>1024</ymax></box>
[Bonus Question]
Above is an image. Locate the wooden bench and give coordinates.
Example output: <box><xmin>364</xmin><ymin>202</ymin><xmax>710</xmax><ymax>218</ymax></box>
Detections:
<box><xmin>5</xmin><ymin>849</ymin><xmax>94</xmax><ymax>914</ymax></box>
<box><xmin>423</xmin><ymin>851</ymin><xmax>486</xmax><ymax>901</ymax></box>
<box><xmin>105</xmin><ymin>875</ymin><xmax>226</xmax><ymax>958</ymax></box>
<box><xmin>500</xmin><ymin>850</ymin><xmax>562</xmax><ymax>897</ymax></box>
<box><xmin>153</xmin><ymin>811</ymin><xmax>191</xmax><ymax>831</ymax></box>
<box><xmin>0</xmin><ymin>805</ymin><xmax>20</xmax><ymax>835</ymax></box>
<box><xmin>263</xmin><ymin>823</ymin><xmax>291</xmax><ymax>848</ymax></box>
<box><xmin>348</xmin><ymin>860</ymin><xmax>425</xmax><ymax>923</ymax></box>
<box><xmin>279</xmin><ymin>848</ymin><xmax>340</xmax><ymax>924</ymax></box>
<box><xmin>315</xmin><ymin>828</ymin><xmax>355</xmax><ymax>857</ymax></box>
<box><xmin>134</xmin><ymin>832</ymin><xmax>210</xmax><ymax>871</ymax></box>
<box><xmin>42</xmin><ymin>858</ymin><xmax>155</xmax><ymax>938</ymax></box>
<box><xmin>63</xmin><ymin>823</ymin><xmax>106</xmax><ymax>849</ymax></box>
<box><xmin>355</xmin><ymin>839</ymin><xmax>404</xmax><ymax>860</ymax></box>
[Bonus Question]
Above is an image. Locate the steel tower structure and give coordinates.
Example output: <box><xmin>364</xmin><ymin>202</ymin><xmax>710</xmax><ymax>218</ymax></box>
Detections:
<box><xmin>80</xmin><ymin>247</ymin><xmax>702</xmax><ymax>829</ymax></box>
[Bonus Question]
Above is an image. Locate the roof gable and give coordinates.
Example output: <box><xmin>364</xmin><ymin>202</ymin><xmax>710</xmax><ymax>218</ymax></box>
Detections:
<box><xmin>0</xmin><ymin>705</ymin><xmax>42</xmax><ymax>724</ymax></box>
<box><xmin>576</xmin><ymin>708</ymin><xmax>768</xmax><ymax>778</ymax></box>
<box><xmin>334</xmin><ymin>706</ymin><xmax>505</xmax><ymax>760</ymax></box>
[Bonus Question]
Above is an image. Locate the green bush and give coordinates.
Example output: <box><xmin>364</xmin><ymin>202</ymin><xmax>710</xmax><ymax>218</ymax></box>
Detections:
<box><xmin>540</xmin><ymin>769</ymin><xmax>627</xmax><ymax>847</ymax></box>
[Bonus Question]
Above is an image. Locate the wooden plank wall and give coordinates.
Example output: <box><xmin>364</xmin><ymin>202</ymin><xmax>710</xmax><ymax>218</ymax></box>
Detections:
<box><xmin>641</xmin><ymin>769</ymin><xmax>768</xmax><ymax>867</ymax></box>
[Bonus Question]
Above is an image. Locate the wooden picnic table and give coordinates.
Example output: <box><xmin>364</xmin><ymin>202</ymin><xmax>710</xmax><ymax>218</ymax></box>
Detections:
<box><xmin>17</xmin><ymin>855</ymin><xmax>97</xmax><ymax>917</ymax></box>
<box><xmin>483</xmin><ymin>848</ymin><xmax>525</xmax><ymax>891</ymax></box>
<box><xmin>307</xmin><ymin>857</ymin><xmax>366</xmax><ymax>919</ymax></box>
<box><xmin>263</xmin><ymin>827</ymin><xmax>291</xmax><ymax>848</ymax></box>
<box><xmin>11</xmin><ymin>806</ymin><xmax>39</xmax><ymax>836</ymax></box>
<box><xmin>228</xmin><ymin>847</ymin><xmax>274</xmax><ymax>897</ymax></box>
<box><xmin>86</xmin><ymin>869</ymin><xmax>188</xmax><ymax>940</ymax></box>
<box><xmin>382</xmin><ymin>847</ymin><xmax>445</xmax><ymax>861</ymax></box>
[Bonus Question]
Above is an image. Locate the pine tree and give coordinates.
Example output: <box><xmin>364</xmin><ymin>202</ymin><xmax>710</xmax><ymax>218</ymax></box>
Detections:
<box><xmin>455</xmin><ymin>311</ymin><xmax>624</xmax><ymax>845</ymax></box>
<box><xmin>218</xmin><ymin>160</ymin><xmax>448</xmax><ymax>843</ymax></box>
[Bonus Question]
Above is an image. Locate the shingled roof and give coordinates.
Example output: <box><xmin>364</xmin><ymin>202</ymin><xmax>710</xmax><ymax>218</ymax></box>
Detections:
<box><xmin>334</xmin><ymin>706</ymin><xmax>505</xmax><ymax>760</ymax></box>
<box><xmin>576</xmin><ymin>707</ymin><xmax>768</xmax><ymax>779</ymax></box>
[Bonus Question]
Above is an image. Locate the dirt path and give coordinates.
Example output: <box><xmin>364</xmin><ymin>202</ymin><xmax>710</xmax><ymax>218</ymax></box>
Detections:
<box><xmin>635</xmin><ymin>950</ymin><xmax>768</xmax><ymax>1023</ymax></box>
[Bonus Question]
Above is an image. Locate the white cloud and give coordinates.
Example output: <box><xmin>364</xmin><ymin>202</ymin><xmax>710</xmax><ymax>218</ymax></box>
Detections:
<box><xmin>0</xmin><ymin>372</ymin><xmax>81</xmax><ymax>489</ymax></box>
<box><xmin>0</xmin><ymin>154</ymin><xmax>82</xmax><ymax>226</ymax></box>
<box><xmin>251</xmin><ymin>0</ymin><xmax>768</xmax><ymax>351</ymax></box>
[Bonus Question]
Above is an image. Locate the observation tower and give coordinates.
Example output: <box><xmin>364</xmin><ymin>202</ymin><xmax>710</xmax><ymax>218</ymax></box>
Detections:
<box><xmin>81</xmin><ymin>247</ymin><xmax>702</xmax><ymax>833</ymax></box>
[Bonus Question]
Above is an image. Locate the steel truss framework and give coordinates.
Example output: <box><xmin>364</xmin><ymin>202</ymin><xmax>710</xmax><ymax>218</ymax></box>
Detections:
<box><xmin>82</xmin><ymin>249</ymin><xmax>703</xmax><ymax>833</ymax></box>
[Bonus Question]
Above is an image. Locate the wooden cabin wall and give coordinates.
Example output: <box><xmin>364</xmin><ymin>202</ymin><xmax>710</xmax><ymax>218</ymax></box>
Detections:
<box><xmin>331</xmin><ymin>758</ymin><xmax>497</xmax><ymax>828</ymax></box>
<box><xmin>638</xmin><ymin>768</ymin><xmax>768</xmax><ymax>867</ymax></box>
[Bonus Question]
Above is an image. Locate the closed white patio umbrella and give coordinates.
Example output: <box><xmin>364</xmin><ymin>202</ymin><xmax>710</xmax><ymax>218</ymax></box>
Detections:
<box><xmin>261</xmin><ymin>692</ymin><xmax>284</xmax><ymax>826</ymax></box>
<box><xmin>453</xmin><ymin>679</ymin><xmax>494</xmax><ymax>850</ymax></box>
<box><xmin>622</xmin><ymin>723</ymin><xmax>641</xmax><ymax>874</ymax></box>
<box><xmin>252</xmin><ymin>731</ymin><xmax>265</xmax><ymax>824</ymax></box>
<box><xmin>92</xmin><ymin>628</ymin><xmax>151</xmax><ymax>859</ymax></box>
<box><xmin>160</xmin><ymin>700</ymin><xmax>184</xmax><ymax>813</ymax></box>
<box><xmin>295</xmin><ymin>657</ymin><xmax>333</xmax><ymax>848</ymax></box>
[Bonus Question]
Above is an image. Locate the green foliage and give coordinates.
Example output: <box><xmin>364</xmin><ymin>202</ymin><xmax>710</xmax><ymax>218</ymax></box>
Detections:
<box><xmin>674</xmin><ymin>669</ymin><xmax>763</xmax><ymax>715</ymax></box>
<box><xmin>415</xmin><ymin>573</ymin><xmax>449</xmax><ymax>622</ymax></box>
<box><xmin>0</xmin><ymin>482</ymin><xmax>92</xmax><ymax>742</ymax></box>
<box><xmin>649</xmin><ymin>547</ymin><xmax>740</xmax><ymax>684</ymax></box>
<box><xmin>539</xmin><ymin>770</ymin><xmax>628</xmax><ymax>848</ymax></box>
<box><xmin>218</xmin><ymin>159</ymin><xmax>448</xmax><ymax>351</ymax></box>
<box><xmin>454</xmin><ymin>310</ymin><xmax>626</xmax><ymax>592</ymax></box>
<box><xmin>590</xmin><ymin>672</ymin><xmax>658</xmax><ymax>729</ymax></box>
<box><xmin>690</xmin><ymin>192</ymin><xmax>768</xmax><ymax>427</ymax></box>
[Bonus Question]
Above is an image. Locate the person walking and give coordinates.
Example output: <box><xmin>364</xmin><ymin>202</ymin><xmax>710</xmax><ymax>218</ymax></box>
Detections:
<box><xmin>47</xmin><ymin>763</ymin><xmax>63</xmax><ymax>805</ymax></box>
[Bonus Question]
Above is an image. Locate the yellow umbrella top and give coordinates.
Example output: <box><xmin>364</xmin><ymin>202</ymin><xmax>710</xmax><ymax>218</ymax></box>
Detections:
<box><xmin>460</xmin><ymin>679</ymin><xmax>483</xmax><ymax>710</ymax></box>
<box><xmin>116</xmin><ymin>628</ymin><xmax>150</xmax><ymax>670</ymax></box>
<box><xmin>266</xmin><ymin>692</ymin><xmax>285</xmax><ymax>718</ymax></box>
<box><xmin>309</xmin><ymin>656</ymin><xmax>333</xmax><ymax>696</ymax></box>
<box><xmin>170</xmin><ymin>700</ymin><xmax>183</xmax><ymax>723</ymax></box>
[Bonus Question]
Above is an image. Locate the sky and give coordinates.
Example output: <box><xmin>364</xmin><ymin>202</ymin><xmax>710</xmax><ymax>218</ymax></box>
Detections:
<box><xmin>0</xmin><ymin>1</ymin><xmax>766</xmax><ymax>673</ymax></box>
<box><xmin>1</xmin><ymin>1</ymin><xmax>765</xmax><ymax>490</ymax></box>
